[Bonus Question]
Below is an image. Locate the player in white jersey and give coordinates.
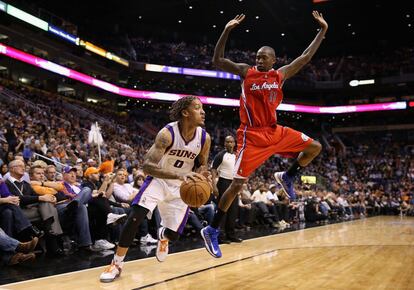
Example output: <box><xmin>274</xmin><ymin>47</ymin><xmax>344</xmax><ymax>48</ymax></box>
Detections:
<box><xmin>100</xmin><ymin>96</ymin><xmax>211</xmax><ymax>283</ymax></box>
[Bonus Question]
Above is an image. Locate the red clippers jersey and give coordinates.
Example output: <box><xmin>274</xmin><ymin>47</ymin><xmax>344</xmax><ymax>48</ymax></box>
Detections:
<box><xmin>239</xmin><ymin>67</ymin><xmax>284</xmax><ymax>128</ymax></box>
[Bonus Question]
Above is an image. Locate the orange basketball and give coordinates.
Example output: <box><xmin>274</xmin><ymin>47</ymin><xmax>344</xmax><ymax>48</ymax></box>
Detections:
<box><xmin>180</xmin><ymin>179</ymin><xmax>211</xmax><ymax>208</ymax></box>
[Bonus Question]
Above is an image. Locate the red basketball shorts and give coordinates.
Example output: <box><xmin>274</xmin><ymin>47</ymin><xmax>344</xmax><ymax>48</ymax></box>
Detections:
<box><xmin>234</xmin><ymin>125</ymin><xmax>313</xmax><ymax>178</ymax></box>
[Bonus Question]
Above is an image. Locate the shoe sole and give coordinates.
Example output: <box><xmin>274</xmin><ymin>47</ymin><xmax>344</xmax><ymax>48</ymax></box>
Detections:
<box><xmin>200</xmin><ymin>229</ymin><xmax>221</xmax><ymax>258</ymax></box>
<box><xmin>155</xmin><ymin>254</ymin><xmax>166</xmax><ymax>263</ymax></box>
<box><xmin>274</xmin><ymin>173</ymin><xmax>291</xmax><ymax>199</ymax></box>
<box><xmin>100</xmin><ymin>274</ymin><xmax>119</xmax><ymax>283</ymax></box>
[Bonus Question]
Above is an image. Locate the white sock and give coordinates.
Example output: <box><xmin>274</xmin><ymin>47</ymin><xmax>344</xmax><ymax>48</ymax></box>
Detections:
<box><xmin>113</xmin><ymin>254</ymin><xmax>125</xmax><ymax>265</ymax></box>
<box><xmin>159</xmin><ymin>227</ymin><xmax>167</xmax><ymax>240</ymax></box>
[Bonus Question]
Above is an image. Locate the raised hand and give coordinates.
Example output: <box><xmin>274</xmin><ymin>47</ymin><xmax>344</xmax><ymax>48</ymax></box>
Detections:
<box><xmin>312</xmin><ymin>10</ymin><xmax>328</xmax><ymax>30</ymax></box>
<box><xmin>225</xmin><ymin>14</ymin><xmax>246</xmax><ymax>31</ymax></box>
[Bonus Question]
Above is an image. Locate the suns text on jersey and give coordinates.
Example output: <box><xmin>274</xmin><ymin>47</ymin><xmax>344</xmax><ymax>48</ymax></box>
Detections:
<box><xmin>168</xmin><ymin>149</ymin><xmax>197</xmax><ymax>160</ymax></box>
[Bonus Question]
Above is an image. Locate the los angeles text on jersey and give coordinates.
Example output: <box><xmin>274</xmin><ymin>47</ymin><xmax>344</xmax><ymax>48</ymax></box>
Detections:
<box><xmin>250</xmin><ymin>81</ymin><xmax>279</xmax><ymax>91</ymax></box>
<box><xmin>168</xmin><ymin>149</ymin><xmax>197</xmax><ymax>160</ymax></box>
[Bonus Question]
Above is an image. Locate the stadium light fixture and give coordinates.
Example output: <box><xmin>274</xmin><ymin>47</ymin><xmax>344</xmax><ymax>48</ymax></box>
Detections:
<box><xmin>349</xmin><ymin>79</ymin><xmax>375</xmax><ymax>87</ymax></box>
<box><xmin>6</xmin><ymin>4</ymin><xmax>48</xmax><ymax>31</ymax></box>
<box><xmin>0</xmin><ymin>1</ymin><xmax>6</xmax><ymax>11</ymax></box>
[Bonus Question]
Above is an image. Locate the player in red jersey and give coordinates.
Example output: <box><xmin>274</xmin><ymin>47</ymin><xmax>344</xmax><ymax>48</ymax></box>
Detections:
<box><xmin>201</xmin><ymin>11</ymin><xmax>328</xmax><ymax>258</ymax></box>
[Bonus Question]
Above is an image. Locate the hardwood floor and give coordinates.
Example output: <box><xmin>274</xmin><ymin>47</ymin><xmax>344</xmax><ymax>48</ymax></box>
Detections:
<box><xmin>2</xmin><ymin>216</ymin><xmax>414</xmax><ymax>290</ymax></box>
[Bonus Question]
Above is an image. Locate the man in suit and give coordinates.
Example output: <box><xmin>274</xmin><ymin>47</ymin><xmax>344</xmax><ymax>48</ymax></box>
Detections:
<box><xmin>5</xmin><ymin>160</ymin><xmax>57</xmax><ymax>241</ymax></box>
<box><xmin>0</xmin><ymin>177</ymin><xmax>40</xmax><ymax>240</ymax></box>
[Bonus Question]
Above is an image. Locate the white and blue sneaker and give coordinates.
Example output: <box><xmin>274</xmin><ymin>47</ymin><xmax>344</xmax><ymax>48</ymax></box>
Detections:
<box><xmin>201</xmin><ymin>226</ymin><xmax>222</xmax><ymax>258</ymax></box>
<box><xmin>274</xmin><ymin>171</ymin><xmax>296</xmax><ymax>200</ymax></box>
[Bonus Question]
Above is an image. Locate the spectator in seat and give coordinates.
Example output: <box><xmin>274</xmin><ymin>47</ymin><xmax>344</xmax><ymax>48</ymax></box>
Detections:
<box><xmin>45</xmin><ymin>165</ymin><xmax>57</xmax><ymax>182</ymax></box>
<box><xmin>82</xmin><ymin>167</ymin><xmax>127</xmax><ymax>250</ymax></box>
<box><xmin>251</xmin><ymin>184</ymin><xmax>280</xmax><ymax>228</ymax></box>
<box><xmin>54</xmin><ymin>166</ymin><xmax>94</xmax><ymax>251</ymax></box>
<box><xmin>5</xmin><ymin>160</ymin><xmax>58</xmax><ymax>239</ymax></box>
<box><xmin>111</xmin><ymin>169</ymin><xmax>157</xmax><ymax>245</ymax></box>
<box><xmin>0</xmin><ymin>178</ymin><xmax>41</xmax><ymax>240</ymax></box>
<box><xmin>29</xmin><ymin>165</ymin><xmax>65</xmax><ymax>255</ymax></box>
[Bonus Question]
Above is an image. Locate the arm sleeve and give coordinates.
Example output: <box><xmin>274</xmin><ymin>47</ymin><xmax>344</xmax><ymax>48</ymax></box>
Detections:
<box><xmin>0</xmin><ymin>181</ymin><xmax>11</xmax><ymax>198</ymax></box>
<box><xmin>19</xmin><ymin>195</ymin><xmax>39</xmax><ymax>206</ymax></box>
<box><xmin>32</xmin><ymin>185</ymin><xmax>57</xmax><ymax>196</ymax></box>
<box><xmin>211</xmin><ymin>150</ymin><xmax>225</xmax><ymax>170</ymax></box>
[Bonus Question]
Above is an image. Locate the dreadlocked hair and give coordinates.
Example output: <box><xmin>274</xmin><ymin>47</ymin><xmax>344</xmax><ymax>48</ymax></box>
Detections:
<box><xmin>169</xmin><ymin>96</ymin><xmax>197</xmax><ymax>121</ymax></box>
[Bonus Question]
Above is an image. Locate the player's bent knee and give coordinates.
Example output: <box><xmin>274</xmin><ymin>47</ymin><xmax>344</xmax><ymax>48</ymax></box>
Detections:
<box><xmin>306</xmin><ymin>140</ymin><xmax>322</xmax><ymax>156</ymax></box>
<box><xmin>312</xmin><ymin>141</ymin><xmax>322</xmax><ymax>154</ymax></box>
<box><xmin>131</xmin><ymin>204</ymin><xmax>149</xmax><ymax>218</ymax></box>
<box><xmin>125</xmin><ymin>205</ymin><xmax>149</xmax><ymax>227</ymax></box>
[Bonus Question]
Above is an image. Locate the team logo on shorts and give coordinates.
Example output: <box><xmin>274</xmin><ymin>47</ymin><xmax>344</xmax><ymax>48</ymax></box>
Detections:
<box><xmin>301</xmin><ymin>133</ymin><xmax>309</xmax><ymax>142</ymax></box>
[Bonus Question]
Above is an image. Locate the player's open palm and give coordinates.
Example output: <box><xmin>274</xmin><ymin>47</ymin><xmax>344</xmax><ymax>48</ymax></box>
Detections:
<box><xmin>225</xmin><ymin>14</ymin><xmax>245</xmax><ymax>31</ymax></box>
<box><xmin>312</xmin><ymin>11</ymin><xmax>328</xmax><ymax>29</ymax></box>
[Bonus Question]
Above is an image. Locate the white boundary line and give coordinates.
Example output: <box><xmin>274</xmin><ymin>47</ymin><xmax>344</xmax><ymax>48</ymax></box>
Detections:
<box><xmin>1</xmin><ymin>217</ymin><xmax>376</xmax><ymax>286</ymax></box>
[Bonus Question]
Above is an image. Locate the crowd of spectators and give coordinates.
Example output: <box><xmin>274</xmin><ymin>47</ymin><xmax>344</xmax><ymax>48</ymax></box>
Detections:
<box><xmin>118</xmin><ymin>37</ymin><xmax>414</xmax><ymax>81</ymax></box>
<box><xmin>0</xmin><ymin>81</ymin><xmax>412</xmax><ymax>267</ymax></box>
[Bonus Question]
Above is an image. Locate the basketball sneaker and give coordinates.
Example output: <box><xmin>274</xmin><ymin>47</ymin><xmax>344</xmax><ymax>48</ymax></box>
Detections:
<box><xmin>156</xmin><ymin>227</ymin><xmax>169</xmax><ymax>262</ymax></box>
<box><xmin>100</xmin><ymin>260</ymin><xmax>123</xmax><ymax>283</ymax></box>
<box><xmin>201</xmin><ymin>225</ymin><xmax>222</xmax><ymax>258</ymax></box>
<box><xmin>140</xmin><ymin>233</ymin><xmax>158</xmax><ymax>245</ymax></box>
<box><xmin>274</xmin><ymin>172</ymin><xmax>296</xmax><ymax>200</ymax></box>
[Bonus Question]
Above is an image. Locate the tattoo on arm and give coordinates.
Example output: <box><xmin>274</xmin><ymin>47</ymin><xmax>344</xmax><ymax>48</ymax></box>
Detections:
<box><xmin>143</xmin><ymin>128</ymin><xmax>180</xmax><ymax>179</ymax></box>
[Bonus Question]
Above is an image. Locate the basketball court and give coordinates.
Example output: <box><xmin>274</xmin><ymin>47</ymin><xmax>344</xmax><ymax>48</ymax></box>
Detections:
<box><xmin>2</xmin><ymin>216</ymin><xmax>413</xmax><ymax>290</ymax></box>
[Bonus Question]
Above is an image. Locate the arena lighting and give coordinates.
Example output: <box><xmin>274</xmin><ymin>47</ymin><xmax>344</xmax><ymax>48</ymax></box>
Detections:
<box><xmin>105</xmin><ymin>52</ymin><xmax>129</xmax><ymax>67</ymax></box>
<box><xmin>79</xmin><ymin>40</ymin><xmax>107</xmax><ymax>57</ymax></box>
<box><xmin>6</xmin><ymin>4</ymin><xmax>48</xmax><ymax>31</ymax></box>
<box><xmin>0</xmin><ymin>43</ymin><xmax>408</xmax><ymax>113</ymax></box>
<box><xmin>409</xmin><ymin>101</ymin><xmax>414</xmax><ymax>107</ymax></box>
<box><xmin>0</xmin><ymin>1</ymin><xmax>6</xmax><ymax>12</ymax></box>
<box><xmin>301</xmin><ymin>176</ymin><xmax>316</xmax><ymax>184</ymax></box>
<box><xmin>1</xmin><ymin>3</ymin><xmax>128</xmax><ymax>67</ymax></box>
<box><xmin>349</xmin><ymin>79</ymin><xmax>375</xmax><ymax>87</ymax></box>
<box><xmin>145</xmin><ymin>64</ymin><xmax>240</xmax><ymax>80</ymax></box>
<box><xmin>48</xmin><ymin>25</ymin><xmax>78</xmax><ymax>45</ymax></box>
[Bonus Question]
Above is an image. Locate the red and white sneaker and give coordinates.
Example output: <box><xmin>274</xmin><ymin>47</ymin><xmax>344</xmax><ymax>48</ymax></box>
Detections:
<box><xmin>100</xmin><ymin>260</ymin><xmax>123</xmax><ymax>283</ymax></box>
<box><xmin>156</xmin><ymin>227</ymin><xmax>169</xmax><ymax>262</ymax></box>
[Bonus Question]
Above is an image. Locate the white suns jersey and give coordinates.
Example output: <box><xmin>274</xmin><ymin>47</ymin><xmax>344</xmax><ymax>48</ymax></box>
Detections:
<box><xmin>159</xmin><ymin>121</ymin><xmax>207</xmax><ymax>187</ymax></box>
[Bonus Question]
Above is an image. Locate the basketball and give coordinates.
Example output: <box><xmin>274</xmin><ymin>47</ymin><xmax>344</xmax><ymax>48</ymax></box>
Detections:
<box><xmin>180</xmin><ymin>179</ymin><xmax>211</xmax><ymax>207</ymax></box>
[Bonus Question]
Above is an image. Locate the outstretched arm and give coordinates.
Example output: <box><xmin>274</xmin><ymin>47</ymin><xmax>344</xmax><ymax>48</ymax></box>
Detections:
<box><xmin>212</xmin><ymin>14</ymin><xmax>250</xmax><ymax>78</ymax></box>
<box><xmin>279</xmin><ymin>11</ymin><xmax>328</xmax><ymax>80</ymax></box>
